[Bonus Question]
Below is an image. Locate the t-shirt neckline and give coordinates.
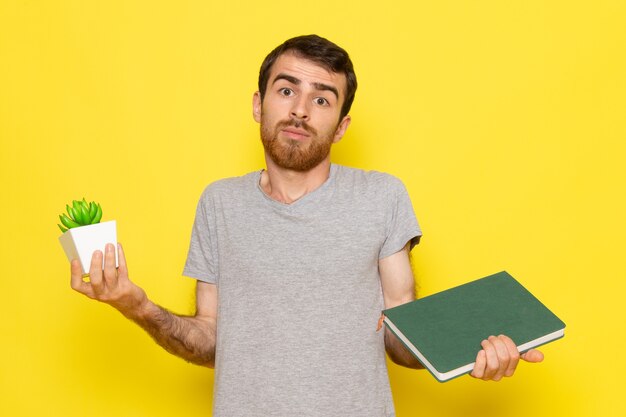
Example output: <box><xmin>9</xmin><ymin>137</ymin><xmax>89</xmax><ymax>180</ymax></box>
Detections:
<box><xmin>255</xmin><ymin>164</ymin><xmax>338</xmax><ymax>210</ymax></box>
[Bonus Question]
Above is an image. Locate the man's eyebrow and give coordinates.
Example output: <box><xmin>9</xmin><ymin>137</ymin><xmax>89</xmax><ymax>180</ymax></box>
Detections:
<box><xmin>272</xmin><ymin>73</ymin><xmax>339</xmax><ymax>100</ymax></box>
<box><xmin>272</xmin><ymin>73</ymin><xmax>301</xmax><ymax>86</ymax></box>
<box><xmin>312</xmin><ymin>82</ymin><xmax>339</xmax><ymax>100</ymax></box>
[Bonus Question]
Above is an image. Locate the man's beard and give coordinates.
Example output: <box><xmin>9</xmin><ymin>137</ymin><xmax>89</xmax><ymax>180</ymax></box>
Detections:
<box><xmin>260</xmin><ymin>118</ymin><xmax>335</xmax><ymax>172</ymax></box>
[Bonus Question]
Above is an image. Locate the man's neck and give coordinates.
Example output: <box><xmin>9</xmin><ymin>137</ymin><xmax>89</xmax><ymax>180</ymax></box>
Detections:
<box><xmin>259</xmin><ymin>156</ymin><xmax>332</xmax><ymax>204</ymax></box>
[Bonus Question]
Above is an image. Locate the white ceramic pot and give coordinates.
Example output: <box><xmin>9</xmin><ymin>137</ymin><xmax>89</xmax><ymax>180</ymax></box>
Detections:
<box><xmin>59</xmin><ymin>220</ymin><xmax>118</xmax><ymax>274</ymax></box>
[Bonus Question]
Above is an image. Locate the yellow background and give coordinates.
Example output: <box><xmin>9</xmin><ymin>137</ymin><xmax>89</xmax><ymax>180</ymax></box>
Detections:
<box><xmin>1</xmin><ymin>1</ymin><xmax>624</xmax><ymax>416</ymax></box>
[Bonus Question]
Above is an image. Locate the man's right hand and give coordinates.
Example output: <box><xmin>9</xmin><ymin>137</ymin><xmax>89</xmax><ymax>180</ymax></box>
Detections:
<box><xmin>70</xmin><ymin>242</ymin><xmax>217</xmax><ymax>367</ymax></box>
<box><xmin>70</xmin><ymin>242</ymin><xmax>148</xmax><ymax>320</ymax></box>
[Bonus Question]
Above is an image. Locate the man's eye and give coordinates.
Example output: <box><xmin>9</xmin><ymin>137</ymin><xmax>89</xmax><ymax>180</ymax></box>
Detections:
<box><xmin>279</xmin><ymin>88</ymin><xmax>293</xmax><ymax>96</ymax></box>
<box><xmin>315</xmin><ymin>97</ymin><xmax>329</xmax><ymax>106</ymax></box>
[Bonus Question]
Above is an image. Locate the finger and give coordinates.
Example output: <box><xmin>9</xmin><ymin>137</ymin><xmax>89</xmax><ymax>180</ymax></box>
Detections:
<box><xmin>103</xmin><ymin>243</ymin><xmax>118</xmax><ymax>287</ymax></box>
<box><xmin>89</xmin><ymin>250</ymin><xmax>104</xmax><ymax>294</ymax></box>
<box><xmin>117</xmin><ymin>242</ymin><xmax>129</xmax><ymax>280</ymax></box>
<box><xmin>481</xmin><ymin>338</ymin><xmax>500</xmax><ymax>380</ymax></box>
<box><xmin>488</xmin><ymin>335</ymin><xmax>511</xmax><ymax>381</ymax></box>
<box><xmin>521</xmin><ymin>349</ymin><xmax>544</xmax><ymax>363</ymax></box>
<box><xmin>70</xmin><ymin>259</ymin><xmax>95</xmax><ymax>298</ymax></box>
<box><xmin>471</xmin><ymin>349</ymin><xmax>486</xmax><ymax>379</ymax></box>
<box><xmin>500</xmin><ymin>335</ymin><xmax>520</xmax><ymax>377</ymax></box>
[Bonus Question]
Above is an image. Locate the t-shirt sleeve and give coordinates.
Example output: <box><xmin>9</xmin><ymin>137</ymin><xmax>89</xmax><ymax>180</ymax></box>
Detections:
<box><xmin>182</xmin><ymin>188</ymin><xmax>219</xmax><ymax>284</ymax></box>
<box><xmin>378</xmin><ymin>177</ymin><xmax>422</xmax><ymax>259</ymax></box>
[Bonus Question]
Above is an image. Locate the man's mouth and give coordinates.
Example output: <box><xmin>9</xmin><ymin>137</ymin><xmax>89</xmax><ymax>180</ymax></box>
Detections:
<box><xmin>281</xmin><ymin>127</ymin><xmax>311</xmax><ymax>140</ymax></box>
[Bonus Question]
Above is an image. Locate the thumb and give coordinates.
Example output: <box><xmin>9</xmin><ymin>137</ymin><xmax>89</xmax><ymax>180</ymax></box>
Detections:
<box><xmin>117</xmin><ymin>242</ymin><xmax>129</xmax><ymax>279</ymax></box>
<box><xmin>521</xmin><ymin>349</ymin><xmax>544</xmax><ymax>363</ymax></box>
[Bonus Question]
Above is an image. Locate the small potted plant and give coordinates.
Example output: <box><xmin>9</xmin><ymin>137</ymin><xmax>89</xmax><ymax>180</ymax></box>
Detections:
<box><xmin>58</xmin><ymin>198</ymin><xmax>117</xmax><ymax>274</ymax></box>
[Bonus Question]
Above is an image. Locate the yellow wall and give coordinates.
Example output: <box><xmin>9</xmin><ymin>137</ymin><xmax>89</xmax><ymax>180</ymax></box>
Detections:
<box><xmin>1</xmin><ymin>1</ymin><xmax>624</xmax><ymax>416</ymax></box>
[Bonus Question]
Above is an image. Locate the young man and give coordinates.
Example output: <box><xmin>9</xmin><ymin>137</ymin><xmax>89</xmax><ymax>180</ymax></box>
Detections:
<box><xmin>70</xmin><ymin>35</ymin><xmax>543</xmax><ymax>417</ymax></box>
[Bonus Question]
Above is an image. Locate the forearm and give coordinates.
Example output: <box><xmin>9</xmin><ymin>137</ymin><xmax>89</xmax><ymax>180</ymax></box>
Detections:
<box><xmin>384</xmin><ymin>327</ymin><xmax>424</xmax><ymax>369</ymax></box>
<box><xmin>126</xmin><ymin>300</ymin><xmax>216</xmax><ymax>368</ymax></box>
<box><xmin>71</xmin><ymin>245</ymin><xmax>217</xmax><ymax>367</ymax></box>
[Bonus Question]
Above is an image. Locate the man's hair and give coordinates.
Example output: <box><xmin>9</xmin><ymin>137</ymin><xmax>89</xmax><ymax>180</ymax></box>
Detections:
<box><xmin>258</xmin><ymin>34</ymin><xmax>357</xmax><ymax>120</ymax></box>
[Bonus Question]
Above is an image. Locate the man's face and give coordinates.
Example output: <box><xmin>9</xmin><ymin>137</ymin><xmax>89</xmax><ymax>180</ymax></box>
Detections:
<box><xmin>253</xmin><ymin>52</ymin><xmax>351</xmax><ymax>172</ymax></box>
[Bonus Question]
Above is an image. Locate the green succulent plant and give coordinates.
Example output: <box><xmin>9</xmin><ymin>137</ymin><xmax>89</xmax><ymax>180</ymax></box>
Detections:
<box><xmin>58</xmin><ymin>198</ymin><xmax>103</xmax><ymax>233</ymax></box>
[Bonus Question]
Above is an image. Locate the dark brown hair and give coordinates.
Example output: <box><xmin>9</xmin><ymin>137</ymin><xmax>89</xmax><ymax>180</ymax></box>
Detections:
<box><xmin>258</xmin><ymin>35</ymin><xmax>357</xmax><ymax>120</ymax></box>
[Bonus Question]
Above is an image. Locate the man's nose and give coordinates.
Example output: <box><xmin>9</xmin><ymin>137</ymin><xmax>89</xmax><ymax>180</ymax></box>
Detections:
<box><xmin>290</xmin><ymin>96</ymin><xmax>309</xmax><ymax>120</ymax></box>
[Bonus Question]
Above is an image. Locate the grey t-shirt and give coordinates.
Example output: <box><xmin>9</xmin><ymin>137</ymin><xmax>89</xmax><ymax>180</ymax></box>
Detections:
<box><xmin>183</xmin><ymin>164</ymin><xmax>422</xmax><ymax>417</ymax></box>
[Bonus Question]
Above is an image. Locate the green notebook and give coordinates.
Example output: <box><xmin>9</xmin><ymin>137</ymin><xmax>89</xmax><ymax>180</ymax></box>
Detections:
<box><xmin>383</xmin><ymin>271</ymin><xmax>565</xmax><ymax>382</ymax></box>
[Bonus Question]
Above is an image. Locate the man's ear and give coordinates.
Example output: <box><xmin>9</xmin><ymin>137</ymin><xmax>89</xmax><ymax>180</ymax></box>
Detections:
<box><xmin>252</xmin><ymin>91</ymin><xmax>262</xmax><ymax>123</ymax></box>
<box><xmin>333</xmin><ymin>115</ymin><xmax>352</xmax><ymax>143</ymax></box>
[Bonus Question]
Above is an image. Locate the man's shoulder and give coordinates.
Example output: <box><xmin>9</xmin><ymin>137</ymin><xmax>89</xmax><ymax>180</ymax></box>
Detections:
<box><xmin>334</xmin><ymin>164</ymin><xmax>407</xmax><ymax>191</ymax></box>
<box><xmin>199</xmin><ymin>170</ymin><xmax>259</xmax><ymax>199</ymax></box>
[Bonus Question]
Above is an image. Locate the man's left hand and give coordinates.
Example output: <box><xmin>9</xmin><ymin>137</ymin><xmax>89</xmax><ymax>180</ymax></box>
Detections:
<box><xmin>470</xmin><ymin>335</ymin><xmax>544</xmax><ymax>381</ymax></box>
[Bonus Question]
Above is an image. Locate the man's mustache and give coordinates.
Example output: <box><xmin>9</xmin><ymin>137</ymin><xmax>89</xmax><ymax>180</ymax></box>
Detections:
<box><xmin>276</xmin><ymin>119</ymin><xmax>318</xmax><ymax>136</ymax></box>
